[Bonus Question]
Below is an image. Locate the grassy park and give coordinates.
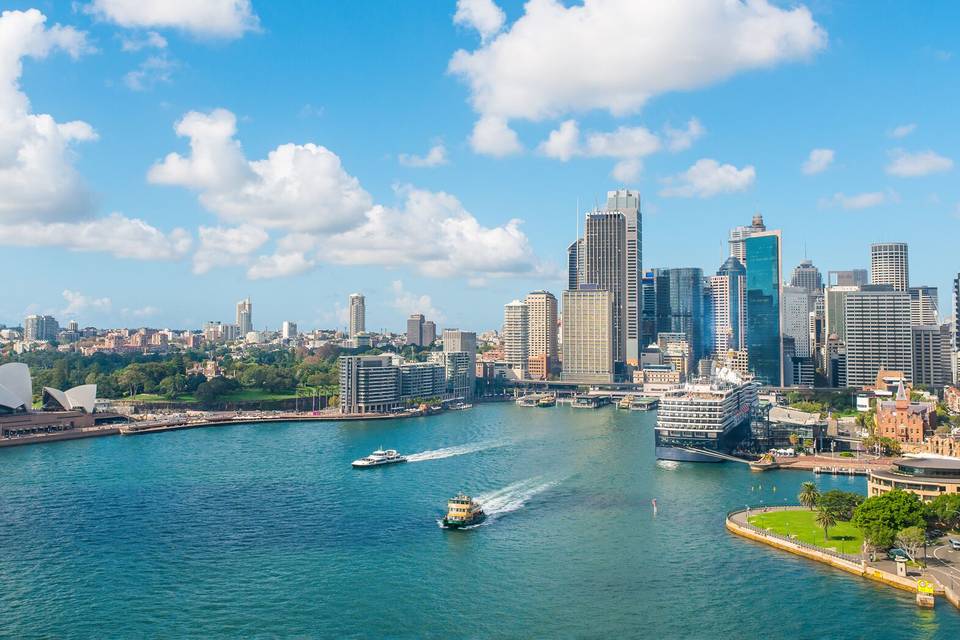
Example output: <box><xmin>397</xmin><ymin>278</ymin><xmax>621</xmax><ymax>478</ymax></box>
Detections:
<box><xmin>748</xmin><ymin>509</ymin><xmax>864</xmax><ymax>555</ymax></box>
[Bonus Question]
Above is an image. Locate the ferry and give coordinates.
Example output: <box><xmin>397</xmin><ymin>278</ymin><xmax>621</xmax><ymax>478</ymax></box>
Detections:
<box><xmin>630</xmin><ymin>397</ymin><xmax>658</xmax><ymax>411</ymax></box>
<box><xmin>617</xmin><ymin>395</ymin><xmax>634</xmax><ymax>410</ymax></box>
<box><xmin>654</xmin><ymin>369</ymin><xmax>757</xmax><ymax>463</ymax></box>
<box><xmin>441</xmin><ymin>492</ymin><xmax>487</xmax><ymax>529</ymax></box>
<box><xmin>351</xmin><ymin>448</ymin><xmax>407</xmax><ymax>468</ymax></box>
<box><xmin>537</xmin><ymin>394</ymin><xmax>556</xmax><ymax>407</ymax></box>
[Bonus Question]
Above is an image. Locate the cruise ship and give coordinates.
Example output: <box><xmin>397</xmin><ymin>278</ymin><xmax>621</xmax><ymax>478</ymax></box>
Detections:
<box><xmin>654</xmin><ymin>370</ymin><xmax>758</xmax><ymax>463</ymax></box>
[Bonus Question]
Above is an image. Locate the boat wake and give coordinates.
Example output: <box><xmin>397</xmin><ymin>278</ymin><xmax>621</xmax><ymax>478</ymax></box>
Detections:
<box><xmin>407</xmin><ymin>440</ymin><xmax>508</xmax><ymax>463</ymax></box>
<box><xmin>470</xmin><ymin>476</ymin><xmax>562</xmax><ymax>525</ymax></box>
<box><xmin>656</xmin><ymin>460</ymin><xmax>680</xmax><ymax>471</ymax></box>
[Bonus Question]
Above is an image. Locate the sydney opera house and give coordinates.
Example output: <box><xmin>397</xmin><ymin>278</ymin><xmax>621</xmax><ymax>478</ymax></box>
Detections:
<box><xmin>0</xmin><ymin>363</ymin><xmax>121</xmax><ymax>439</ymax></box>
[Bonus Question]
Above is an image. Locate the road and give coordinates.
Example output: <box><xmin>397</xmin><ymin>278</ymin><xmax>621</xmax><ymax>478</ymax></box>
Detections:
<box><xmin>927</xmin><ymin>541</ymin><xmax>960</xmax><ymax>593</ymax></box>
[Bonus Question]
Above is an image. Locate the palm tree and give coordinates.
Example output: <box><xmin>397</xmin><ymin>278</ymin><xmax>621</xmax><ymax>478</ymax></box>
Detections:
<box><xmin>798</xmin><ymin>481</ymin><xmax>820</xmax><ymax>510</ymax></box>
<box><xmin>816</xmin><ymin>507</ymin><xmax>837</xmax><ymax>541</ymax></box>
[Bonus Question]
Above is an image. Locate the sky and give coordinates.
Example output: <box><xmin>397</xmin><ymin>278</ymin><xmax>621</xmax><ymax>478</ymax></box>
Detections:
<box><xmin>1</xmin><ymin>0</ymin><xmax>958</xmax><ymax>334</ymax></box>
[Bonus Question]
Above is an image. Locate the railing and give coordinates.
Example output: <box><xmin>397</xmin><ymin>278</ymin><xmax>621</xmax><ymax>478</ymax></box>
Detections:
<box><xmin>727</xmin><ymin>506</ymin><xmax>863</xmax><ymax>563</ymax></box>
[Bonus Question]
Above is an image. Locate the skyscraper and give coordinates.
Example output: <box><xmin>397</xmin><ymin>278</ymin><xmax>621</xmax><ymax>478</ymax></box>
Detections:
<box><xmin>870</xmin><ymin>242</ymin><xmax>909</xmax><ymax>292</ymax></box>
<box><xmin>908</xmin><ymin>286</ymin><xmax>939</xmax><ymax>326</ymax></box>
<box><xmin>347</xmin><ymin>293</ymin><xmax>365</xmax><ymax>338</ymax></box>
<box><xmin>844</xmin><ymin>286</ymin><xmax>913</xmax><ymax>386</ymax></box>
<box><xmin>566</xmin><ymin>238</ymin><xmax>583</xmax><ymax>291</ymax></box>
<box><xmin>606</xmin><ymin>189</ymin><xmax>642</xmax><ymax>365</ymax></box>
<box><xmin>709</xmin><ymin>257</ymin><xmax>746</xmax><ymax>353</ymax></box>
<box><xmin>23</xmin><ymin>314</ymin><xmax>59</xmax><ymax>342</ymax></box>
<box><xmin>442</xmin><ymin>329</ymin><xmax>477</xmax><ymax>399</ymax></box>
<box><xmin>236</xmin><ymin>298</ymin><xmax>252</xmax><ymax>335</ymax></box>
<box><xmin>525</xmin><ymin>290</ymin><xmax>558</xmax><ymax>379</ymax></box>
<box><xmin>422</xmin><ymin>320</ymin><xmax>436</xmax><ymax>346</ymax></box>
<box><xmin>640</xmin><ymin>271</ymin><xmax>657</xmax><ymax>349</ymax></box>
<box><xmin>281</xmin><ymin>321</ymin><xmax>297</xmax><ymax>340</ymax></box>
<box><xmin>782</xmin><ymin>286</ymin><xmax>811</xmax><ymax>358</ymax></box>
<box><xmin>503</xmin><ymin>300</ymin><xmax>529</xmax><ymax>379</ymax></box>
<box><xmin>584</xmin><ymin>210</ymin><xmax>627</xmax><ymax>367</ymax></box>
<box><xmin>728</xmin><ymin>214</ymin><xmax>766</xmax><ymax>266</ymax></box>
<box><xmin>912</xmin><ymin>325</ymin><xmax>951</xmax><ymax>387</ymax></box>
<box><xmin>406</xmin><ymin>314</ymin><xmax>425</xmax><ymax>346</ymax></box>
<box><xmin>744</xmin><ymin>229</ymin><xmax>784</xmax><ymax>386</ymax></box>
<box><xmin>655</xmin><ymin>267</ymin><xmax>704</xmax><ymax>364</ymax></box>
<box><xmin>828</xmin><ymin>270</ymin><xmax>869</xmax><ymax>287</ymax></box>
<box><xmin>790</xmin><ymin>259</ymin><xmax>823</xmax><ymax>294</ymax></box>
<box><xmin>561</xmin><ymin>286</ymin><xmax>614</xmax><ymax>383</ymax></box>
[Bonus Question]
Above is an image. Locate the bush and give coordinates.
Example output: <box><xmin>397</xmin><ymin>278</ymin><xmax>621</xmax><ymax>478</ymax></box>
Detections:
<box><xmin>839</xmin><ymin>451</ymin><xmax>854</xmax><ymax>458</ymax></box>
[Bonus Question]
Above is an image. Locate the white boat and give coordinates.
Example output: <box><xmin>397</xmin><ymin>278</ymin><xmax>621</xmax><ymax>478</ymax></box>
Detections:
<box><xmin>351</xmin><ymin>448</ymin><xmax>407</xmax><ymax>468</ymax></box>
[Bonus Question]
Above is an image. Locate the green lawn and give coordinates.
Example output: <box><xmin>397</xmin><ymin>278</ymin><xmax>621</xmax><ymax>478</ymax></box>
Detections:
<box><xmin>118</xmin><ymin>389</ymin><xmax>299</xmax><ymax>404</ymax></box>
<box><xmin>748</xmin><ymin>509</ymin><xmax>864</xmax><ymax>555</ymax></box>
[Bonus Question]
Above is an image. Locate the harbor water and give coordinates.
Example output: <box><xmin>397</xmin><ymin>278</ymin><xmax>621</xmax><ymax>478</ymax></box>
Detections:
<box><xmin>1</xmin><ymin>403</ymin><xmax>958</xmax><ymax>638</ymax></box>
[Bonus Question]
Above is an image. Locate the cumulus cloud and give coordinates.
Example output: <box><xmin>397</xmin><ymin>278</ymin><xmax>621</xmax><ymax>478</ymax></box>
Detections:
<box><xmin>469</xmin><ymin>115</ymin><xmax>522</xmax><ymax>156</ymax></box>
<box><xmin>0</xmin><ymin>9</ymin><xmax>96</xmax><ymax>223</ymax></box>
<box><xmin>885</xmin><ymin>149</ymin><xmax>953</xmax><ymax>177</ymax></box>
<box><xmin>85</xmin><ymin>0</ymin><xmax>260</xmax><ymax>39</ymax></box>
<box><xmin>247</xmin><ymin>250</ymin><xmax>315</xmax><ymax>279</ymax></box>
<box><xmin>659</xmin><ymin>159</ymin><xmax>756</xmax><ymax>198</ymax></box>
<box><xmin>450</xmin><ymin>0</ymin><xmax>825</xmax><ymax>150</ymax></box>
<box><xmin>120</xmin><ymin>30</ymin><xmax>167</xmax><ymax>51</ymax></box>
<box><xmin>829</xmin><ymin>191</ymin><xmax>892</xmax><ymax>210</ymax></box>
<box><xmin>149</xmin><ymin>108</ymin><xmax>373</xmax><ymax>232</ymax></box>
<box><xmin>454</xmin><ymin>0</ymin><xmax>506</xmax><ymax>42</ymax></box>
<box><xmin>321</xmin><ymin>186</ymin><xmax>549</xmax><ymax>279</ymax></box>
<box><xmin>664</xmin><ymin>118</ymin><xmax>705</xmax><ymax>152</ymax></box>
<box><xmin>889</xmin><ymin>123</ymin><xmax>916</xmax><ymax>139</ymax></box>
<box><xmin>802</xmin><ymin>148</ymin><xmax>834</xmax><ymax>175</ymax></box>
<box><xmin>0</xmin><ymin>213</ymin><xmax>191</xmax><ymax>260</ymax></box>
<box><xmin>61</xmin><ymin>290</ymin><xmax>112</xmax><ymax>317</ymax></box>
<box><xmin>538</xmin><ymin>121</ymin><xmax>665</xmax><ymax>179</ymax></box>
<box><xmin>391</xmin><ymin>280</ymin><xmax>445</xmax><ymax>322</ymax></box>
<box><xmin>538</xmin><ymin>119</ymin><xmax>580</xmax><ymax>161</ymax></box>
<box><xmin>399</xmin><ymin>143</ymin><xmax>448</xmax><ymax>168</ymax></box>
<box><xmin>124</xmin><ymin>54</ymin><xmax>177</xmax><ymax>90</ymax></box>
<box><xmin>122</xmin><ymin>305</ymin><xmax>160</xmax><ymax>319</ymax></box>
<box><xmin>192</xmin><ymin>224</ymin><xmax>268</xmax><ymax>274</ymax></box>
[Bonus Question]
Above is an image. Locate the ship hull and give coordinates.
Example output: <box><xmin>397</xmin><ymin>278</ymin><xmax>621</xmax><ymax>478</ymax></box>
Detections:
<box><xmin>442</xmin><ymin>514</ymin><xmax>487</xmax><ymax>529</ymax></box>
<box><xmin>654</xmin><ymin>446</ymin><xmax>725</xmax><ymax>463</ymax></box>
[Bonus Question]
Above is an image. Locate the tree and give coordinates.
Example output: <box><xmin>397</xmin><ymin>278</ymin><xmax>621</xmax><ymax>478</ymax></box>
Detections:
<box><xmin>817</xmin><ymin>489</ymin><xmax>864</xmax><ymax>521</ymax></box>
<box><xmin>925</xmin><ymin>494</ymin><xmax>960</xmax><ymax>531</ymax></box>
<box><xmin>852</xmin><ymin>490</ymin><xmax>927</xmax><ymax>550</ymax></box>
<box><xmin>816</xmin><ymin>507</ymin><xmax>837</xmax><ymax>541</ymax></box>
<box><xmin>798</xmin><ymin>481</ymin><xmax>820</xmax><ymax>510</ymax></box>
<box><xmin>789</xmin><ymin>433</ymin><xmax>799</xmax><ymax>447</ymax></box>
<box><xmin>895</xmin><ymin>526</ymin><xmax>926</xmax><ymax>563</ymax></box>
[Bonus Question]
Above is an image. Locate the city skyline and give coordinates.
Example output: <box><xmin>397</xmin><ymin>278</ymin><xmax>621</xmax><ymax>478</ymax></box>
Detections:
<box><xmin>1</xmin><ymin>1</ymin><xmax>958</xmax><ymax>332</ymax></box>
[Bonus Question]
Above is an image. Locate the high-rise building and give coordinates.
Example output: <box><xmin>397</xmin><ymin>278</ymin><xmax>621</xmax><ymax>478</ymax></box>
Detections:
<box><xmin>744</xmin><ymin>229</ymin><xmax>784</xmax><ymax>386</ymax></box>
<box><xmin>654</xmin><ymin>268</ymin><xmax>704</xmax><ymax>365</ymax></box>
<box><xmin>606</xmin><ymin>189</ymin><xmax>642</xmax><ymax>365</ymax></box>
<box><xmin>281</xmin><ymin>321</ymin><xmax>297</xmax><ymax>340</ymax></box>
<box><xmin>422</xmin><ymin>320</ymin><xmax>436</xmax><ymax>346</ymax></box>
<box><xmin>584</xmin><ymin>210</ymin><xmax>627</xmax><ymax>368</ymax></box>
<box><xmin>844</xmin><ymin>286</ymin><xmax>912</xmax><ymax>386</ymax></box>
<box><xmin>790</xmin><ymin>259</ymin><xmax>823</xmax><ymax>294</ymax></box>
<box><xmin>657</xmin><ymin>332</ymin><xmax>693</xmax><ymax>380</ymax></box>
<box><xmin>912</xmin><ymin>325</ymin><xmax>951</xmax><ymax>387</ymax></box>
<box><xmin>728</xmin><ymin>214</ymin><xmax>766</xmax><ymax>266</ymax></box>
<box><xmin>524</xmin><ymin>290</ymin><xmax>558</xmax><ymax>380</ymax></box>
<box><xmin>828</xmin><ymin>270</ymin><xmax>869</xmax><ymax>287</ymax></box>
<box><xmin>566</xmin><ymin>238</ymin><xmax>583</xmax><ymax>291</ymax></box>
<box><xmin>339</xmin><ymin>355</ymin><xmax>402</xmax><ymax>414</ymax></box>
<box><xmin>640</xmin><ymin>271</ymin><xmax>657</xmax><ymax>349</ymax></box>
<box><xmin>348</xmin><ymin>293</ymin><xmax>365</xmax><ymax>338</ymax></box>
<box><xmin>825</xmin><ymin>285</ymin><xmax>860</xmax><ymax>340</ymax></box>
<box><xmin>503</xmin><ymin>300</ymin><xmax>529</xmax><ymax>379</ymax></box>
<box><xmin>236</xmin><ymin>298</ymin><xmax>253</xmax><ymax>335</ymax></box>
<box><xmin>561</xmin><ymin>286</ymin><xmax>614</xmax><ymax>383</ymax></box>
<box><xmin>67</xmin><ymin>320</ymin><xmax>79</xmax><ymax>333</ymax></box>
<box><xmin>909</xmin><ymin>286</ymin><xmax>939</xmax><ymax>326</ymax></box>
<box><xmin>870</xmin><ymin>242</ymin><xmax>909</xmax><ymax>292</ymax></box>
<box><xmin>782</xmin><ymin>286</ymin><xmax>811</xmax><ymax>358</ymax></box>
<box><xmin>442</xmin><ymin>329</ymin><xmax>477</xmax><ymax>399</ymax></box>
<box><xmin>709</xmin><ymin>257</ymin><xmax>746</xmax><ymax>354</ymax></box>
<box><xmin>23</xmin><ymin>315</ymin><xmax>59</xmax><ymax>342</ymax></box>
<box><xmin>406</xmin><ymin>314</ymin><xmax>425</xmax><ymax>346</ymax></box>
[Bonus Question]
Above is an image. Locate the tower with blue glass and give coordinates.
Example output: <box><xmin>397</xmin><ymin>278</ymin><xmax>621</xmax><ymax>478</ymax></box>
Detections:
<box><xmin>744</xmin><ymin>230</ymin><xmax>784</xmax><ymax>386</ymax></box>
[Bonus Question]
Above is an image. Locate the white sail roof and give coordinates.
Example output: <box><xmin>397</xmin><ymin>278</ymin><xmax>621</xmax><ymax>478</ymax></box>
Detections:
<box><xmin>0</xmin><ymin>363</ymin><xmax>32</xmax><ymax>409</ymax></box>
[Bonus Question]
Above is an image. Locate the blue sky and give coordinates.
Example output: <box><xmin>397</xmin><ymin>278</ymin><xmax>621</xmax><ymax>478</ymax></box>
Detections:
<box><xmin>1</xmin><ymin>0</ymin><xmax>958</xmax><ymax>333</ymax></box>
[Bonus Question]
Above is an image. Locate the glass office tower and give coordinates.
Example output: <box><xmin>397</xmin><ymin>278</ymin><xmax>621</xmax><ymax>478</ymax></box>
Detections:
<box><xmin>744</xmin><ymin>231</ymin><xmax>783</xmax><ymax>386</ymax></box>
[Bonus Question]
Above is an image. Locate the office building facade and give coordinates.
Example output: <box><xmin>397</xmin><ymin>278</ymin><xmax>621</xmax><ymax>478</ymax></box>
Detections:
<box><xmin>870</xmin><ymin>242</ymin><xmax>909</xmax><ymax>292</ymax></box>
<box><xmin>561</xmin><ymin>287</ymin><xmax>614</xmax><ymax>383</ymax></box>
<box><xmin>442</xmin><ymin>329</ymin><xmax>477</xmax><ymax>399</ymax></box>
<box><xmin>744</xmin><ymin>230</ymin><xmax>784</xmax><ymax>386</ymax></box>
<box><xmin>503</xmin><ymin>300</ymin><xmax>529</xmax><ymax>379</ymax></box>
<box><xmin>23</xmin><ymin>315</ymin><xmax>59</xmax><ymax>342</ymax></box>
<box><xmin>709</xmin><ymin>257</ymin><xmax>746</xmax><ymax>354</ymax></box>
<box><xmin>909</xmin><ymin>286</ymin><xmax>939</xmax><ymax>327</ymax></box>
<box><xmin>728</xmin><ymin>214</ymin><xmax>766</xmax><ymax>266</ymax></box>
<box><xmin>790</xmin><ymin>259</ymin><xmax>823</xmax><ymax>294</ymax></box>
<box><xmin>236</xmin><ymin>298</ymin><xmax>252</xmax><ymax>335</ymax></box>
<box><xmin>844</xmin><ymin>287</ymin><xmax>913</xmax><ymax>387</ymax></box>
<box><xmin>348</xmin><ymin>293</ymin><xmax>365</xmax><ymax>338</ymax></box>
<box><xmin>525</xmin><ymin>290</ymin><xmax>558</xmax><ymax>379</ymax></box>
<box><xmin>584</xmin><ymin>210</ymin><xmax>627</xmax><ymax>367</ymax></box>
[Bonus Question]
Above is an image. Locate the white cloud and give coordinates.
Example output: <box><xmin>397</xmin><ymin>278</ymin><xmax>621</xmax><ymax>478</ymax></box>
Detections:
<box><xmin>585</xmin><ymin>125</ymin><xmax>661</xmax><ymax>159</ymax></box>
<box><xmin>829</xmin><ymin>191</ymin><xmax>891</xmax><ymax>210</ymax></box>
<box><xmin>61</xmin><ymin>289</ymin><xmax>111</xmax><ymax>317</ymax></box>
<box><xmin>149</xmin><ymin>108</ymin><xmax>373</xmax><ymax>232</ymax></box>
<box><xmin>247</xmin><ymin>251</ymin><xmax>315</xmax><ymax>280</ymax></box>
<box><xmin>469</xmin><ymin>115</ymin><xmax>522</xmax><ymax>156</ymax></box>
<box><xmin>0</xmin><ymin>213</ymin><xmax>191</xmax><ymax>260</ymax></box>
<box><xmin>659</xmin><ymin>159</ymin><xmax>756</xmax><ymax>198</ymax></box>
<box><xmin>322</xmin><ymin>186</ymin><xmax>550</xmax><ymax>279</ymax></box>
<box><xmin>664</xmin><ymin>118</ymin><xmax>705</xmax><ymax>152</ymax></box>
<box><xmin>538</xmin><ymin>119</ymin><xmax>580</xmax><ymax>161</ymax></box>
<box><xmin>453</xmin><ymin>0</ymin><xmax>506</xmax><ymax>43</ymax></box>
<box><xmin>450</xmin><ymin>0</ymin><xmax>825</xmax><ymax>145</ymax></box>
<box><xmin>612</xmin><ymin>158</ymin><xmax>643</xmax><ymax>182</ymax></box>
<box><xmin>885</xmin><ymin>149</ymin><xmax>953</xmax><ymax>177</ymax></box>
<box><xmin>0</xmin><ymin>9</ymin><xmax>96</xmax><ymax>223</ymax></box>
<box><xmin>124</xmin><ymin>54</ymin><xmax>177</xmax><ymax>90</ymax></box>
<box><xmin>120</xmin><ymin>30</ymin><xmax>167</xmax><ymax>51</ymax></box>
<box><xmin>192</xmin><ymin>224</ymin><xmax>268</xmax><ymax>274</ymax></box>
<box><xmin>399</xmin><ymin>143</ymin><xmax>448</xmax><ymax>168</ymax></box>
<box><xmin>122</xmin><ymin>305</ymin><xmax>160</xmax><ymax>319</ymax></box>
<box><xmin>390</xmin><ymin>280</ymin><xmax>444</xmax><ymax>322</ymax></box>
<box><xmin>86</xmin><ymin>0</ymin><xmax>259</xmax><ymax>39</ymax></box>
<box><xmin>802</xmin><ymin>148</ymin><xmax>834</xmax><ymax>175</ymax></box>
<box><xmin>889</xmin><ymin>123</ymin><xmax>916</xmax><ymax>139</ymax></box>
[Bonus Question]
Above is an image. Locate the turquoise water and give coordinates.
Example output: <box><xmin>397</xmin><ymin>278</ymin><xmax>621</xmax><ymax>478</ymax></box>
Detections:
<box><xmin>1</xmin><ymin>403</ymin><xmax>958</xmax><ymax>639</ymax></box>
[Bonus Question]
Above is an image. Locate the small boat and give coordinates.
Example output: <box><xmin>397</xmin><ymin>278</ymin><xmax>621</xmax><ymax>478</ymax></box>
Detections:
<box><xmin>352</xmin><ymin>448</ymin><xmax>407</xmax><ymax>468</ymax></box>
<box><xmin>617</xmin><ymin>395</ymin><xmax>634</xmax><ymax>409</ymax></box>
<box><xmin>441</xmin><ymin>492</ymin><xmax>487</xmax><ymax>529</ymax></box>
<box><xmin>537</xmin><ymin>395</ymin><xmax>556</xmax><ymax>407</ymax></box>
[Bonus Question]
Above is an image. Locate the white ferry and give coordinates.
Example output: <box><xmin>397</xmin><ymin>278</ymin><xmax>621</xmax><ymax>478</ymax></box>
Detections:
<box><xmin>351</xmin><ymin>448</ymin><xmax>407</xmax><ymax>468</ymax></box>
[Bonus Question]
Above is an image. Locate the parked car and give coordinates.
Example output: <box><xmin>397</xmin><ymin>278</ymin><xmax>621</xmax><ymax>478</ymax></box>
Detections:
<box><xmin>887</xmin><ymin>548</ymin><xmax>910</xmax><ymax>561</ymax></box>
<box><xmin>949</xmin><ymin>539</ymin><xmax>960</xmax><ymax>550</ymax></box>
